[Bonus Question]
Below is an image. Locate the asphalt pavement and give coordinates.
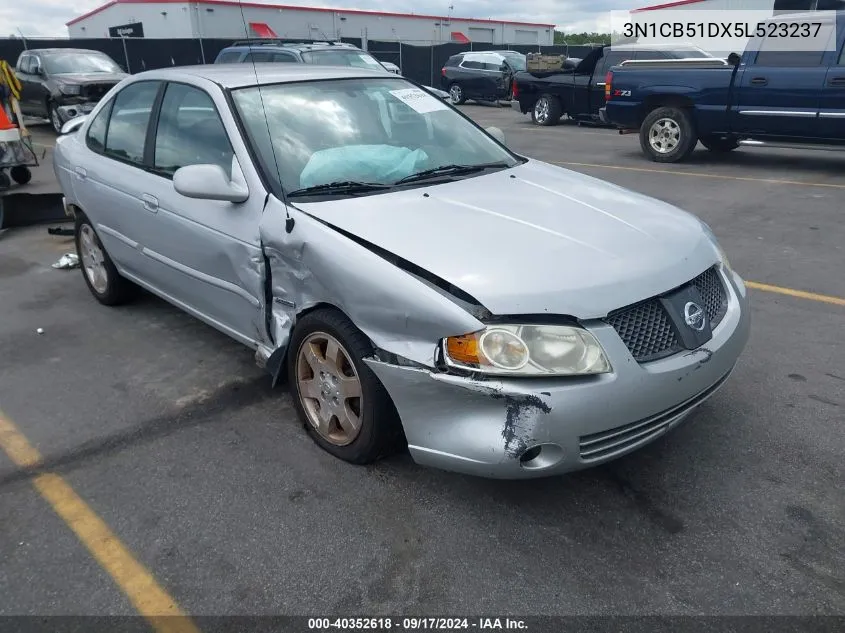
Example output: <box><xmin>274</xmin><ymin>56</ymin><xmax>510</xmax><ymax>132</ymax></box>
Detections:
<box><xmin>0</xmin><ymin>106</ymin><xmax>842</xmax><ymax>620</ymax></box>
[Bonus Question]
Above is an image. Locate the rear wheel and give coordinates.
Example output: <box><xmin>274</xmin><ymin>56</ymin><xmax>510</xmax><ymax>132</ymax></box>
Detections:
<box><xmin>288</xmin><ymin>308</ymin><xmax>404</xmax><ymax>465</ymax></box>
<box><xmin>639</xmin><ymin>106</ymin><xmax>697</xmax><ymax>163</ymax></box>
<box><xmin>74</xmin><ymin>212</ymin><xmax>135</xmax><ymax>306</ymax></box>
<box><xmin>700</xmin><ymin>135</ymin><xmax>740</xmax><ymax>153</ymax></box>
<box><xmin>531</xmin><ymin>94</ymin><xmax>562</xmax><ymax>126</ymax></box>
<box><xmin>449</xmin><ymin>83</ymin><xmax>466</xmax><ymax>105</ymax></box>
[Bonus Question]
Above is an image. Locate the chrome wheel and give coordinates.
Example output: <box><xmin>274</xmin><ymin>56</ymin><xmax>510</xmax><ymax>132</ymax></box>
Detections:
<box><xmin>648</xmin><ymin>117</ymin><xmax>681</xmax><ymax>154</ymax></box>
<box><xmin>296</xmin><ymin>332</ymin><xmax>363</xmax><ymax>446</ymax></box>
<box><xmin>534</xmin><ymin>98</ymin><xmax>549</xmax><ymax>124</ymax></box>
<box><xmin>449</xmin><ymin>84</ymin><xmax>463</xmax><ymax>104</ymax></box>
<box><xmin>79</xmin><ymin>224</ymin><xmax>108</xmax><ymax>294</ymax></box>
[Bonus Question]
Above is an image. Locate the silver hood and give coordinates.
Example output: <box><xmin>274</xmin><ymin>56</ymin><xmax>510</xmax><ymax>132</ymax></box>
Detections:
<box><xmin>295</xmin><ymin>159</ymin><xmax>721</xmax><ymax>319</ymax></box>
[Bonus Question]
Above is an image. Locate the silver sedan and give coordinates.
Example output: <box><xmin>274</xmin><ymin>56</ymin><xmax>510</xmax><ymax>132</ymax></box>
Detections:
<box><xmin>53</xmin><ymin>65</ymin><xmax>750</xmax><ymax>478</ymax></box>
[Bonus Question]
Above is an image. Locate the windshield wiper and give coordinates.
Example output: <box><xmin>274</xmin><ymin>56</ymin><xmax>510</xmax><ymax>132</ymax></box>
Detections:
<box><xmin>394</xmin><ymin>162</ymin><xmax>511</xmax><ymax>185</ymax></box>
<box><xmin>286</xmin><ymin>181</ymin><xmax>392</xmax><ymax>198</ymax></box>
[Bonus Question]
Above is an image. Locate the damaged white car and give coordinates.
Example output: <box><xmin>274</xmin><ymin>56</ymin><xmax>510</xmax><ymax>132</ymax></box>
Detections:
<box><xmin>53</xmin><ymin>65</ymin><xmax>750</xmax><ymax>478</ymax></box>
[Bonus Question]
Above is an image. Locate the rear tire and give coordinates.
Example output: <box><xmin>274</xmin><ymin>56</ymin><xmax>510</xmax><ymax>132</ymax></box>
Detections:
<box><xmin>74</xmin><ymin>212</ymin><xmax>135</xmax><ymax>306</ymax></box>
<box><xmin>639</xmin><ymin>106</ymin><xmax>697</xmax><ymax>163</ymax></box>
<box><xmin>287</xmin><ymin>308</ymin><xmax>404</xmax><ymax>465</ymax></box>
<box><xmin>700</xmin><ymin>135</ymin><xmax>740</xmax><ymax>153</ymax></box>
<box><xmin>531</xmin><ymin>94</ymin><xmax>562</xmax><ymax>126</ymax></box>
<box><xmin>449</xmin><ymin>83</ymin><xmax>466</xmax><ymax>105</ymax></box>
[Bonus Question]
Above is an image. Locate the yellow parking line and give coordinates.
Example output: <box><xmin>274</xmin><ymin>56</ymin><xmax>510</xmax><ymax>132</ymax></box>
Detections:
<box><xmin>747</xmin><ymin>281</ymin><xmax>845</xmax><ymax>306</ymax></box>
<box><xmin>552</xmin><ymin>161</ymin><xmax>845</xmax><ymax>189</ymax></box>
<box><xmin>0</xmin><ymin>412</ymin><xmax>200</xmax><ymax>633</ymax></box>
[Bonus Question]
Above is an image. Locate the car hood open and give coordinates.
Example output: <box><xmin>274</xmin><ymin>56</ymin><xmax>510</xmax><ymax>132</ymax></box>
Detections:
<box><xmin>294</xmin><ymin>159</ymin><xmax>721</xmax><ymax>319</ymax></box>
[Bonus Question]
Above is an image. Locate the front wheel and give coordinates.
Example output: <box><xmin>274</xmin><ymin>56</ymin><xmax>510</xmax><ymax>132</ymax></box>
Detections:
<box><xmin>531</xmin><ymin>94</ymin><xmax>562</xmax><ymax>126</ymax></box>
<box><xmin>49</xmin><ymin>102</ymin><xmax>63</xmax><ymax>134</ymax></box>
<box><xmin>287</xmin><ymin>308</ymin><xmax>404</xmax><ymax>465</ymax></box>
<box><xmin>700</xmin><ymin>135</ymin><xmax>740</xmax><ymax>153</ymax></box>
<box><xmin>639</xmin><ymin>106</ymin><xmax>697</xmax><ymax>163</ymax></box>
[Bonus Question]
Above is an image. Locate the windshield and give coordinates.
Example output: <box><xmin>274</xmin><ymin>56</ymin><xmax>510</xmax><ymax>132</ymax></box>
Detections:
<box><xmin>300</xmin><ymin>49</ymin><xmax>387</xmax><ymax>71</ymax></box>
<box><xmin>43</xmin><ymin>52</ymin><xmax>123</xmax><ymax>74</ymax></box>
<box><xmin>232</xmin><ymin>77</ymin><xmax>518</xmax><ymax>197</ymax></box>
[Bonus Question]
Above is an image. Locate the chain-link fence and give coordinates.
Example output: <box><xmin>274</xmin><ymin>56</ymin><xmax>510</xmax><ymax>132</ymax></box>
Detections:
<box><xmin>0</xmin><ymin>36</ymin><xmax>599</xmax><ymax>88</ymax></box>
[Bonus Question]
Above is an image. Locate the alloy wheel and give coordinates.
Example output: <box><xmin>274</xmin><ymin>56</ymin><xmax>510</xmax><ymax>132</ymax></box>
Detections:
<box><xmin>534</xmin><ymin>98</ymin><xmax>549</xmax><ymax>124</ymax></box>
<box><xmin>648</xmin><ymin>118</ymin><xmax>681</xmax><ymax>154</ymax></box>
<box><xmin>79</xmin><ymin>224</ymin><xmax>108</xmax><ymax>294</ymax></box>
<box><xmin>296</xmin><ymin>331</ymin><xmax>363</xmax><ymax>446</ymax></box>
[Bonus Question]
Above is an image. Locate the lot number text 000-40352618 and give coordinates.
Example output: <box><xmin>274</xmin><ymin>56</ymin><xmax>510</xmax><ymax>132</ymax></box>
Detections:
<box><xmin>307</xmin><ymin>617</ymin><xmax>529</xmax><ymax>630</ymax></box>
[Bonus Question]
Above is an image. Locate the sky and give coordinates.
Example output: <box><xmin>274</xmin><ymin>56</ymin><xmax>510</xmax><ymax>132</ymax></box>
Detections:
<box><xmin>4</xmin><ymin>0</ymin><xmax>645</xmax><ymax>39</ymax></box>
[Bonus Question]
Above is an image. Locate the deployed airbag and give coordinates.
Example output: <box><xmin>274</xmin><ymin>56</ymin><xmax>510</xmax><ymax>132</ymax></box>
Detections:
<box><xmin>299</xmin><ymin>144</ymin><xmax>428</xmax><ymax>188</ymax></box>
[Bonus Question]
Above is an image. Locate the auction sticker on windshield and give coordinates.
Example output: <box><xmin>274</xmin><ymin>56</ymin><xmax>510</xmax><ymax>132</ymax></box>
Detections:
<box><xmin>390</xmin><ymin>88</ymin><xmax>449</xmax><ymax>114</ymax></box>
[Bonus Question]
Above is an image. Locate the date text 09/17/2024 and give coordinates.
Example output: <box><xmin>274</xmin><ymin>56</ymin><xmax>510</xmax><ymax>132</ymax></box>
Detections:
<box><xmin>307</xmin><ymin>618</ymin><xmax>529</xmax><ymax>630</ymax></box>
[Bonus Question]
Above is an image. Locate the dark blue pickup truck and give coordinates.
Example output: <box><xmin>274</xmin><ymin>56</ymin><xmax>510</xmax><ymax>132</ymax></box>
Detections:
<box><xmin>602</xmin><ymin>11</ymin><xmax>845</xmax><ymax>162</ymax></box>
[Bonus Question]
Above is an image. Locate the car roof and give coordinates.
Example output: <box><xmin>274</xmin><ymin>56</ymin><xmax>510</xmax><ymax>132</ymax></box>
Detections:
<box><xmin>129</xmin><ymin>64</ymin><xmax>396</xmax><ymax>89</ymax></box>
<box><xmin>26</xmin><ymin>48</ymin><xmax>109</xmax><ymax>55</ymax></box>
<box><xmin>222</xmin><ymin>41</ymin><xmax>366</xmax><ymax>53</ymax></box>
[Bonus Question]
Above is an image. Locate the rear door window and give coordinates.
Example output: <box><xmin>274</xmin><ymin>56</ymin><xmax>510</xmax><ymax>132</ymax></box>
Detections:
<box><xmin>103</xmin><ymin>81</ymin><xmax>161</xmax><ymax>165</ymax></box>
<box><xmin>272</xmin><ymin>53</ymin><xmax>298</xmax><ymax>63</ymax></box>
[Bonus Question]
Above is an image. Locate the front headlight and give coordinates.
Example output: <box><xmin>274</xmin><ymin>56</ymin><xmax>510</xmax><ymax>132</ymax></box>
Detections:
<box><xmin>443</xmin><ymin>324</ymin><xmax>611</xmax><ymax>376</ymax></box>
<box><xmin>58</xmin><ymin>83</ymin><xmax>81</xmax><ymax>96</ymax></box>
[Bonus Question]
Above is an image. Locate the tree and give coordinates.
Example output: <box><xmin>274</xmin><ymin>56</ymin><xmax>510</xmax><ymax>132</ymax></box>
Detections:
<box><xmin>554</xmin><ymin>31</ymin><xmax>611</xmax><ymax>46</ymax></box>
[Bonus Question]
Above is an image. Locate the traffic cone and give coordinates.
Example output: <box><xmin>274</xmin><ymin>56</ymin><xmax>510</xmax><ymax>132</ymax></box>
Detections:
<box><xmin>0</xmin><ymin>104</ymin><xmax>21</xmax><ymax>143</ymax></box>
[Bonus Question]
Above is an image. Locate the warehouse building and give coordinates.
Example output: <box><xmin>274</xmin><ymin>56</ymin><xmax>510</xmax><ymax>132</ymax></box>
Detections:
<box><xmin>66</xmin><ymin>0</ymin><xmax>556</xmax><ymax>45</ymax></box>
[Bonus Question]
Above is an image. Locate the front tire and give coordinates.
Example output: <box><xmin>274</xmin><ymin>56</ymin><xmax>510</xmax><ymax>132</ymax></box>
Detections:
<box><xmin>531</xmin><ymin>94</ymin><xmax>562</xmax><ymax>126</ymax></box>
<box><xmin>74</xmin><ymin>212</ymin><xmax>135</xmax><ymax>306</ymax></box>
<box><xmin>288</xmin><ymin>308</ymin><xmax>403</xmax><ymax>465</ymax></box>
<box><xmin>639</xmin><ymin>106</ymin><xmax>697</xmax><ymax>163</ymax></box>
<box><xmin>700</xmin><ymin>135</ymin><xmax>740</xmax><ymax>153</ymax></box>
<box><xmin>449</xmin><ymin>83</ymin><xmax>466</xmax><ymax>105</ymax></box>
<box><xmin>49</xmin><ymin>102</ymin><xmax>63</xmax><ymax>134</ymax></box>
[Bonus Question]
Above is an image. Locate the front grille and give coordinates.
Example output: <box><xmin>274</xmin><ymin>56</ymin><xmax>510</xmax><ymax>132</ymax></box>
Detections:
<box><xmin>578</xmin><ymin>369</ymin><xmax>733</xmax><ymax>462</ymax></box>
<box><xmin>691</xmin><ymin>267</ymin><xmax>728</xmax><ymax>327</ymax></box>
<box><xmin>81</xmin><ymin>83</ymin><xmax>116</xmax><ymax>101</ymax></box>
<box><xmin>605</xmin><ymin>300</ymin><xmax>681</xmax><ymax>362</ymax></box>
<box><xmin>605</xmin><ymin>266</ymin><xmax>729</xmax><ymax>363</ymax></box>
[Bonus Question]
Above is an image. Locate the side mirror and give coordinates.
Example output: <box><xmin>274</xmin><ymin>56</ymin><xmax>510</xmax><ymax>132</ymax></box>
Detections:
<box><xmin>727</xmin><ymin>52</ymin><xmax>741</xmax><ymax>66</ymax></box>
<box><xmin>33</xmin><ymin>63</ymin><xmax>44</xmax><ymax>76</ymax></box>
<box><xmin>60</xmin><ymin>115</ymin><xmax>87</xmax><ymax>135</ymax></box>
<box><xmin>486</xmin><ymin>126</ymin><xmax>507</xmax><ymax>146</ymax></box>
<box><xmin>173</xmin><ymin>164</ymin><xmax>249</xmax><ymax>203</ymax></box>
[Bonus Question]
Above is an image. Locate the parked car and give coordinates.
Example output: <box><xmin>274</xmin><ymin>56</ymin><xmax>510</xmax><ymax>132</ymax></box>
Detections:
<box><xmin>512</xmin><ymin>43</ymin><xmax>712</xmax><ymax>126</ymax></box>
<box><xmin>14</xmin><ymin>48</ymin><xmax>128</xmax><ymax>133</ymax></box>
<box><xmin>53</xmin><ymin>65</ymin><xmax>749</xmax><ymax>479</ymax></box>
<box><xmin>603</xmin><ymin>11</ymin><xmax>845</xmax><ymax>162</ymax></box>
<box><xmin>214</xmin><ymin>39</ymin><xmax>448</xmax><ymax>98</ymax></box>
<box><xmin>440</xmin><ymin>50</ymin><xmax>527</xmax><ymax>105</ymax></box>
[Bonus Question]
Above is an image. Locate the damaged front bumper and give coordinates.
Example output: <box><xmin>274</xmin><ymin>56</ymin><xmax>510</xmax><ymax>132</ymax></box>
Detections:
<box><xmin>56</xmin><ymin>102</ymin><xmax>98</xmax><ymax>125</ymax></box>
<box><xmin>366</xmin><ymin>269</ymin><xmax>750</xmax><ymax>479</ymax></box>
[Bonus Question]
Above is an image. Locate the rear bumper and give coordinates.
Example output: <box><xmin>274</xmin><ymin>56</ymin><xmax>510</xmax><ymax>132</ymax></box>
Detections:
<box><xmin>599</xmin><ymin>107</ymin><xmax>608</xmax><ymax>124</ymax></box>
<box><xmin>511</xmin><ymin>99</ymin><xmax>523</xmax><ymax>113</ymax></box>
<box><xmin>367</xmin><ymin>267</ymin><xmax>751</xmax><ymax>479</ymax></box>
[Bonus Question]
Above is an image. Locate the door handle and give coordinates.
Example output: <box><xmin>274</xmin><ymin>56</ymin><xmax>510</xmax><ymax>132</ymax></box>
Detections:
<box><xmin>74</xmin><ymin>166</ymin><xmax>87</xmax><ymax>179</ymax></box>
<box><xmin>750</xmin><ymin>77</ymin><xmax>768</xmax><ymax>86</ymax></box>
<box><xmin>828</xmin><ymin>76</ymin><xmax>845</xmax><ymax>86</ymax></box>
<box><xmin>141</xmin><ymin>193</ymin><xmax>158</xmax><ymax>212</ymax></box>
